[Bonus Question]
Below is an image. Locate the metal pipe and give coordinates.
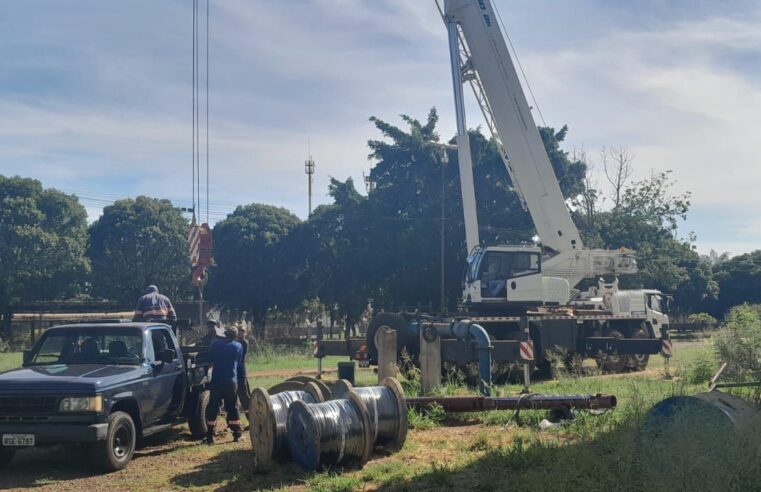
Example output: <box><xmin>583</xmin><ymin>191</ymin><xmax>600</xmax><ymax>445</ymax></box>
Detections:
<box><xmin>409</xmin><ymin>320</ymin><xmax>493</xmax><ymax>396</ymax></box>
<box><xmin>453</xmin><ymin>320</ymin><xmax>493</xmax><ymax>396</ymax></box>
<box><xmin>407</xmin><ymin>393</ymin><xmax>617</xmax><ymax>413</ymax></box>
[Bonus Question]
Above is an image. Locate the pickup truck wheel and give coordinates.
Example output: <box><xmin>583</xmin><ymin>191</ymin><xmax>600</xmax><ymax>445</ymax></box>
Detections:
<box><xmin>91</xmin><ymin>411</ymin><xmax>136</xmax><ymax>471</ymax></box>
<box><xmin>0</xmin><ymin>448</ymin><xmax>15</xmax><ymax>467</ymax></box>
<box><xmin>188</xmin><ymin>390</ymin><xmax>210</xmax><ymax>439</ymax></box>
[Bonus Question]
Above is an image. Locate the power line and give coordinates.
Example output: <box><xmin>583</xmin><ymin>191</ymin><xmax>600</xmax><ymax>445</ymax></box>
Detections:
<box><xmin>205</xmin><ymin>0</ymin><xmax>210</xmax><ymax>224</ymax></box>
<box><xmin>191</xmin><ymin>0</ymin><xmax>196</xmax><ymax>218</ymax></box>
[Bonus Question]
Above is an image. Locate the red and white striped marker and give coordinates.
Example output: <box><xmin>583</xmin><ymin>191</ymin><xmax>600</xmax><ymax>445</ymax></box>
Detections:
<box><xmin>520</xmin><ymin>340</ymin><xmax>535</xmax><ymax>361</ymax></box>
<box><xmin>661</xmin><ymin>339</ymin><xmax>673</xmax><ymax>358</ymax></box>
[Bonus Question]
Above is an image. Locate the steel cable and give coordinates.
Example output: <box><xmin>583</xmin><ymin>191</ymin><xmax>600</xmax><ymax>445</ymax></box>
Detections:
<box><xmin>348</xmin><ymin>386</ymin><xmax>399</xmax><ymax>446</ymax></box>
<box><xmin>269</xmin><ymin>390</ymin><xmax>317</xmax><ymax>454</ymax></box>
<box><xmin>287</xmin><ymin>397</ymin><xmax>369</xmax><ymax>470</ymax></box>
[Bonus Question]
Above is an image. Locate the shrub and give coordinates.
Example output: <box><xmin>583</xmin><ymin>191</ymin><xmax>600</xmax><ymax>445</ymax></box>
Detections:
<box><xmin>688</xmin><ymin>312</ymin><xmax>718</xmax><ymax>325</ymax></box>
<box><xmin>713</xmin><ymin>304</ymin><xmax>761</xmax><ymax>380</ymax></box>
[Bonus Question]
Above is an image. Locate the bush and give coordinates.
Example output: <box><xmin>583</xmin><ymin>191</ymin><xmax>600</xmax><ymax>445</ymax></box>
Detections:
<box><xmin>686</xmin><ymin>355</ymin><xmax>716</xmax><ymax>385</ymax></box>
<box><xmin>713</xmin><ymin>304</ymin><xmax>761</xmax><ymax>380</ymax></box>
<box><xmin>688</xmin><ymin>312</ymin><xmax>717</xmax><ymax>325</ymax></box>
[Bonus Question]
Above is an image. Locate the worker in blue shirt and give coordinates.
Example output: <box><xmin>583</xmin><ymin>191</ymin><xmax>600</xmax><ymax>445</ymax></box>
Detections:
<box><xmin>204</xmin><ymin>325</ymin><xmax>247</xmax><ymax>444</ymax></box>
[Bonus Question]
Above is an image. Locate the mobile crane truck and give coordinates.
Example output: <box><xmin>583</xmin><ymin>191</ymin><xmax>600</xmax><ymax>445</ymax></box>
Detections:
<box><xmin>318</xmin><ymin>0</ymin><xmax>671</xmax><ymax>379</ymax></box>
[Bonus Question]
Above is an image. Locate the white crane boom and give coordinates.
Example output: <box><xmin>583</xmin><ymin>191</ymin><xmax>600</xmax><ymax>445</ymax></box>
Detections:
<box><xmin>444</xmin><ymin>0</ymin><xmax>580</xmax><ymax>255</ymax></box>
<box><xmin>444</xmin><ymin>0</ymin><xmax>636</xmax><ymax>291</ymax></box>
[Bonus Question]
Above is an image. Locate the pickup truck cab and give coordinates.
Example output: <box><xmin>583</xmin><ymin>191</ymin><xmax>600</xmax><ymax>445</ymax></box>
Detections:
<box><xmin>0</xmin><ymin>321</ymin><xmax>212</xmax><ymax>471</ymax></box>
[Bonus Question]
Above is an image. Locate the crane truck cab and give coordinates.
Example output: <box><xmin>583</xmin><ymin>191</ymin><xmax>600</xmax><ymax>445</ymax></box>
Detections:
<box><xmin>463</xmin><ymin>245</ymin><xmax>570</xmax><ymax>310</ymax></box>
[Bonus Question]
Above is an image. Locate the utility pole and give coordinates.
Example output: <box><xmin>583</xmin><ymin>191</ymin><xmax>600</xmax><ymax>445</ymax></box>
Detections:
<box><xmin>440</xmin><ymin>150</ymin><xmax>448</xmax><ymax>314</ymax></box>
<box><xmin>305</xmin><ymin>147</ymin><xmax>315</xmax><ymax>216</ymax></box>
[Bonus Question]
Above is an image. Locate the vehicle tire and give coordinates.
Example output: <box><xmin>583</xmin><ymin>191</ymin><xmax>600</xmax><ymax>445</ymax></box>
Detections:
<box><xmin>91</xmin><ymin>411</ymin><xmax>136</xmax><ymax>471</ymax></box>
<box><xmin>627</xmin><ymin>327</ymin><xmax>651</xmax><ymax>371</ymax></box>
<box><xmin>0</xmin><ymin>448</ymin><xmax>15</xmax><ymax>467</ymax></box>
<box><xmin>188</xmin><ymin>390</ymin><xmax>210</xmax><ymax>440</ymax></box>
<box><xmin>365</xmin><ymin>313</ymin><xmax>416</xmax><ymax>364</ymax></box>
<box><xmin>596</xmin><ymin>328</ymin><xmax>627</xmax><ymax>373</ymax></box>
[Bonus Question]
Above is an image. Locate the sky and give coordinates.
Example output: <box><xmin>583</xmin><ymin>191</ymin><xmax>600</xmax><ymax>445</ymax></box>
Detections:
<box><xmin>1</xmin><ymin>0</ymin><xmax>759</xmax><ymax>256</ymax></box>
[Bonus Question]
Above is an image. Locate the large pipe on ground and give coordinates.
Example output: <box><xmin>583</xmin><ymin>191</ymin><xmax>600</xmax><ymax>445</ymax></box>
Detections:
<box><xmin>407</xmin><ymin>393</ymin><xmax>617</xmax><ymax>412</ymax></box>
<box><xmin>645</xmin><ymin>389</ymin><xmax>759</xmax><ymax>432</ymax></box>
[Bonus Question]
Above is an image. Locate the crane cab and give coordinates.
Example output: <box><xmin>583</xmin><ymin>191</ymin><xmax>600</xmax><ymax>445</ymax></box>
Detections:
<box><xmin>463</xmin><ymin>246</ymin><xmax>569</xmax><ymax>311</ymax></box>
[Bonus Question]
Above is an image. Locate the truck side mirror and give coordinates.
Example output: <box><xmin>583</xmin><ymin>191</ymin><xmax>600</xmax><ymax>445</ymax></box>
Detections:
<box><xmin>22</xmin><ymin>350</ymin><xmax>31</xmax><ymax>366</ymax></box>
<box><xmin>159</xmin><ymin>349</ymin><xmax>176</xmax><ymax>363</ymax></box>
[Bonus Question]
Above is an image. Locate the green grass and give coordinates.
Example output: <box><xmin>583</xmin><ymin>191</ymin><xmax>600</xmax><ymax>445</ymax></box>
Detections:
<box><xmin>8</xmin><ymin>337</ymin><xmax>759</xmax><ymax>491</ymax></box>
<box><xmin>0</xmin><ymin>352</ymin><xmax>22</xmax><ymax>373</ymax></box>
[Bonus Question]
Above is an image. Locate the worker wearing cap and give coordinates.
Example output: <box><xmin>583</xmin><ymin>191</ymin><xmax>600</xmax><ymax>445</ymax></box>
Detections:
<box><xmin>133</xmin><ymin>285</ymin><xmax>177</xmax><ymax>322</ymax></box>
<box><xmin>235</xmin><ymin>323</ymin><xmax>251</xmax><ymax>418</ymax></box>
<box><xmin>205</xmin><ymin>325</ymin><xmax>247</xmax><ymax>444</ymax></box>
<box><xmin>199</xmin><ymin>318</ymin><xmax>224</xmax><ymax>346</ymax></box>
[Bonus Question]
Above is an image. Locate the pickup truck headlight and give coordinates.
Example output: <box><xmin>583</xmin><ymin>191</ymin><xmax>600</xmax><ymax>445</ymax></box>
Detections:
<box><xmin>59</xmin><ymin>396</ymin><xmax>103</xmax><ymax>412</ymax></box>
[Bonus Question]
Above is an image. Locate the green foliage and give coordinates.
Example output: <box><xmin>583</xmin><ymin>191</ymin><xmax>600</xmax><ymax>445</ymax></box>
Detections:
<box><xmin>207</xmin><ymin>203</ymin><xmax>300</xmax><ymax>322</ymax></box>
<box><xmin>713</xmin><ymin>250</ymin><xmax>761</xmax><ymax>315</ymax></box>
<box><xmin>688</xmin><ymin>312</ymin><xmax>718</xmax><ymax>325</ymax></box>
<box><xmin>0</xmin><ymin>176</ymin><xmax>90</xmax><ymax>313</ymax></box>
<box><xmin>88</xmin><ymin>196</ymin><xmax>190</xmax><ymax>305</ymax></box>
<box><xmin>713</xmin><ymin>304</ymin><xmax>761</xmax><ymax>380</ymax></box>
<box><xmin>685</xmin><ymin>354</ymin><xmax>717</xmax><ymax>385</ymax></box>
<box><xmin>408</xmin><ymin>403</ymin><xmax>446</xmax><ymax>430</ymax></box>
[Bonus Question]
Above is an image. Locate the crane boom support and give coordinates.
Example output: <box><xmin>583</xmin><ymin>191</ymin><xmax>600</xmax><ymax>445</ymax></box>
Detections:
<box><xmin>444</xmin><ymin>0</ymin><xmax>581</xmax><ymax>255</ymax></box>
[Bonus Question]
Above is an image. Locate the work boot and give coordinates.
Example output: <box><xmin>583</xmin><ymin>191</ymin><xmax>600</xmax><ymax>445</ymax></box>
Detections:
<box><xmin>231</xmin><ymin>424</ymin><xmax>242</xmax><ymax>443</ymax></box>
<box><xmin>204</xmin><ymin>425</ymin><xmax>216</xmax><ymax>445</ymax></box>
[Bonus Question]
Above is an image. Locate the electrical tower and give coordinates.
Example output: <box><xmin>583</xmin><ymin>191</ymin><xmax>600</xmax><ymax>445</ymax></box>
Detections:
<box><xmin>305</xmin><ymin>154</ymin><xmax>315</xmax><ymax>216</ymax></box>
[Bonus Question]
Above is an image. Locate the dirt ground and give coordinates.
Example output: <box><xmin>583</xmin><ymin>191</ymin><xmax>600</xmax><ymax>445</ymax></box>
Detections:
<box><xmin>0</xmin><ymin>338</ymin><xmax>702</xmax><ymax>491</ymax></box>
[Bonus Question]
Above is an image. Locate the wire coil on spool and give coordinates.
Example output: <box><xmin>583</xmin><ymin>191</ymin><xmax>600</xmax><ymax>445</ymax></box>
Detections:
<box><xmin>332</xmin><ymin>377</ymin><xmax>408</xmax><ymax>451</ymax></box>
<box><xmin>287</xmin><ymin>390</ymin><xmax>373</xmax><ymax>471</ymax></box>
<box><xmin>249</xmin><ymin>382</ymin><xmax>324</xmax><ymax>470</ymax></box>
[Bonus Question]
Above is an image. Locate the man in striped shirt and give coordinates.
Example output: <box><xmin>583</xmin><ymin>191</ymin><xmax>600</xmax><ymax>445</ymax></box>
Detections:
<box><xmin>133</xmin><ymin>285</ymin><xmax>177</xmax><ymax>322</ymax></box>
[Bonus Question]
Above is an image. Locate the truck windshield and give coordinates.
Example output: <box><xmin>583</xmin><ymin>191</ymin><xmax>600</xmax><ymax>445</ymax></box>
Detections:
<box><xmin>28</xmin><ymin>328</ymin><xmax>144</xmax><ymax>366</ymax></box>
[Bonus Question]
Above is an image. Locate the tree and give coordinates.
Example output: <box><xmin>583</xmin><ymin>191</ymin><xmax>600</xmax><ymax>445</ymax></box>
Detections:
<box><xmin>713</xmin><ymin>251</ymin><xmax>761</xmax><ymax>315</ymax></box>
<box><xmin>601</xmin><ymin>146</ymin><xmax>634</xmax><ymax>209</ymax></box>
<box><xmin>88</xmin><ymin>196</ymin><xmax>190</xmax><ymax>306</ymax></box>
<box><xmin>280</xmin><ymin>177</ymin><xmax>372</xmax><ymax>337</ymax></box>
<box><xmin>207</xmin><ymin>204</ymin><xmax>300</xmax><ymax>328</ymax></box>
<box><xmin>364</xmin><ymin>109</ymin><xmax>587</xmax><ymax>311</ymax></box>
<box><xmin>0</xmin><ymin>176</ymin><xmax>89</xmax><ymax>330</ymax></box>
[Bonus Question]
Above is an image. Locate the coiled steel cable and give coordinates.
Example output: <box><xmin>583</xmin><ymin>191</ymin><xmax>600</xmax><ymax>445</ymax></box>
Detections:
<box><xmin>287</xmin><ymin>391</ymin><xmax>372</xmax><ymax>471</ymax></box>
<box><xmin>333</xmin><ymin>377</ymin><xmax>408</xmax><ymax>451</ymax></box>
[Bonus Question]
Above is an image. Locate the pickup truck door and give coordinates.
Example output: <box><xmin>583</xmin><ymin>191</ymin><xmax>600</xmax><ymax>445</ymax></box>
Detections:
<box><xmin>146</xmin><ymin>327</ymin><xmax>186</xmax><ymax>424</ymax></box>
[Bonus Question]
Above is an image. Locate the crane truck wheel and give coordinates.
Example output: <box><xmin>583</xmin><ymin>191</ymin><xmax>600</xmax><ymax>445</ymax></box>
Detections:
<box><xmin>596</xmin><ymin>328</ymin><xmax>627</xmax><ymax>373</ymax></box>
<box><xmin>627</xmin><ymin>328</ymin><xmax>651</xmax><ymax>371</ymax></box>
<box><xmin>365</xmin><ymin>313</ymin><xmax>417</xmax><ymax>364</ymax></box>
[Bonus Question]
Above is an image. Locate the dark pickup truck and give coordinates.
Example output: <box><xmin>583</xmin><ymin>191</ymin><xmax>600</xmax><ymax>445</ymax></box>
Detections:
<box><xmin>0</xmin><ymin>321</ymin><xmax>213</xmax><ymax>471</ymax></box>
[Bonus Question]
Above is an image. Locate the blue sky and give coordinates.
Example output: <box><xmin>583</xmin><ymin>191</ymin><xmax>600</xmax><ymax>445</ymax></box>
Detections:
<box><xmin>1</xmin><ymin>1</ymin><xmax>759</xmax><ymax>255</ymax></box>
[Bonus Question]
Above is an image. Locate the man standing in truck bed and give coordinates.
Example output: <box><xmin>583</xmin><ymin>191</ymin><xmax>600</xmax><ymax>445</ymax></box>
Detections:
<box><xmin>204</xmin><ymin>325</ymin><xmax>246</xmax><ymax>444</ymax></box>
<box><xmin>133</xmin><ymin>285</ymin><xmax>177</xmax><ymax>322</ymax></box>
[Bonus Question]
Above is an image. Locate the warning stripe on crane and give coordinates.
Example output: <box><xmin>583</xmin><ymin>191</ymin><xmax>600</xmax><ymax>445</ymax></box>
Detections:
<box><xmin>661</xmin><ymin>339</ymin><xmax>673</xmax><ymax>358</ymax></box>
<box><xmin>188</xmin><ymin>223</ymin><xmax>201</xmax><ymax>267</ymax></box>
<box><xmin>520</xmin><ymin>340</ymin><xmax>534</xmax><ymax>361</ymax></box>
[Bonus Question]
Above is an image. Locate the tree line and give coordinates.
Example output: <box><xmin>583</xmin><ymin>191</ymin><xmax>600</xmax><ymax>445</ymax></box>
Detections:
<box><xmin>0</xmin><ymin>109</ymin><xmax>756</xmax><ymax>334</ymax></box>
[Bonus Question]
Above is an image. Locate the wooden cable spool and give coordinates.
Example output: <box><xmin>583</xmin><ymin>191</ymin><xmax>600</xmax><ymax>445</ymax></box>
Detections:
<box><xmin>249</xmin><ymin>381</ymin><xmax>324</xmax><ymax>471</ymax></box>
<box><xmin>332</xmin><ymin>377</ymin><xmax>408</xmax><ymax>451</ymax></box>
<box><xmin>286</xmin><ymin>375</ymin><xmax>332</xmax><ymax>401</ymax></box>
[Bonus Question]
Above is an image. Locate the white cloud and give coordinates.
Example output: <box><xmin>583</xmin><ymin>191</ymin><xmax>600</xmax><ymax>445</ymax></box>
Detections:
<box><xmin>1</xmin><ymin>0</ymin><xmax>760</xmax><ymax>256</ymax></box>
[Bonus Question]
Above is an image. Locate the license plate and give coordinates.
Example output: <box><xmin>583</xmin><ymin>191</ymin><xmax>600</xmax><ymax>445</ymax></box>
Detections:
<box><xmin>2</xmin><ymin>434</ymin><xmax>35</xmax><ymax>447</ymax></box>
